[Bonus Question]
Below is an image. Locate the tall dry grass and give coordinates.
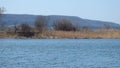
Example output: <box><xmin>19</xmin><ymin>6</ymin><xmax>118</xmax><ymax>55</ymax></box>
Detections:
<box><xmin>0</xmin><ymin>29</ymin><xmax>120</xmax><ymax>38</ymax></box>
<box><xmin>42</xmin><ymin>29</ymin><xmax>120</xmax><ymax>38</ymax></box>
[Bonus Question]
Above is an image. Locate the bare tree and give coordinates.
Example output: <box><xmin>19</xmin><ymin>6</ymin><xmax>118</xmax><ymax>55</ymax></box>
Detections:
<box><xmin>0</xmin><ymin>7</ymin><xmax>6</xmax><ymax>31</ymax></box>
<box><xmin>35</xmin><ymin>16</ymin><xmax>48</xmax><ymax>33</ymax></box>
<box><xmin>0</xmin><ymin>7</ymin><xmax>5</xmax><ymax>15</ymax></box>
<box><xmin>19</xmin><ymin>23</ymin><xmax>31</xmax><ymax>32</ymax></box>
<box><xmin>17</xmin><ymin>23</ymin><xmax>35</xmax><ymax>37</ymax></box>
<box><xmin>53</xmin><ymin>19</ymin><xmax>76</xmax><ymax>31</ymax></box>
<box><xmin>73</xmin><ymin>23</ymin><xmax>80</xmax><ymax>31</ymax></box>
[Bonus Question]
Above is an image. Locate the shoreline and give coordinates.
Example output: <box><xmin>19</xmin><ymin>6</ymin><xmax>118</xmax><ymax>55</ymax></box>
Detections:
<box><xmin>1</xmin><ymin>37</ymin><xmax>120</xmax><ymax>39</ymax></box>
<box><xmin>0</xmin><ymin>29</ymin><xmax>120</xmax><ymax>39</ymax></box>
<box><xmin>1</xmin><ymin>37</ymin><xmax>120</xmax><ymax>40</ymax></box>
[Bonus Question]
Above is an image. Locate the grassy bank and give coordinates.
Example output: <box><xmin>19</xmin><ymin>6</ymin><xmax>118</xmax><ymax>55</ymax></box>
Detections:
<box><xmin>0</xmin><ymin>29</ymin><xmax>120</xmax><ymax>39</ymax></box>
<box><xmin>42</xmin><ymin>29</ymin><xmax>120</xmax><ymax>39</ymax></box>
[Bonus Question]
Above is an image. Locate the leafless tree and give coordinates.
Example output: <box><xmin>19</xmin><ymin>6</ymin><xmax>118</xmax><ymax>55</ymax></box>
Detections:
<box><xmin>0</xmin><ymin>7</ymin><xmax>6</xmax><ymax>31</ymax></box>
<box><xmin>35</xmin><ymin>16</ymin><xmax>48</xmax><ymax>33</ymax></box>
<box><xmin>73</xmin><ymin>23</ymin><xmax>80</xmax><ymax>31</ymax></box>
<box><xmin>17</xmin><ymin>23</ymin><xmax>35</xmax><ymax>37</ymax></box>
<box><xmin>53</xmin><ymin>19</ymin><xmax>77</xmax><ymax>31</ymax></box>
<box><xmin>19</xmin><ymin>23</ymin><xmax>31</xmax><ymax>32</ymax></box>
<box><xmin>0</xmin><ymin>7</ymin><xmax>5</xmax><ymax>15</ymax></box>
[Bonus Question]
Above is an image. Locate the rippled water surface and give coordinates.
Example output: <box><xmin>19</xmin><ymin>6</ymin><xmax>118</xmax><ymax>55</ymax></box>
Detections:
<box><xmin>0</xmin><ymin>39</ymin><xmax>120</xmax><ymax>68</ymax></box>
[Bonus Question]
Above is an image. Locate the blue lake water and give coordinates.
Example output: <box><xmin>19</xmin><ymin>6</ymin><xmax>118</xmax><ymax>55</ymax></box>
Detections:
<box><xmin>0</xmin><ymin>39</ymin><xmax>120</xmax><ymax>68</ymax></box>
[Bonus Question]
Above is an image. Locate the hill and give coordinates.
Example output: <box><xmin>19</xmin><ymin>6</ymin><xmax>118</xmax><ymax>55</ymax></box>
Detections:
<box><xmin>0</xmin><ymin>14</ymin><xmax>120</xmax><ymax>29</ymax></box>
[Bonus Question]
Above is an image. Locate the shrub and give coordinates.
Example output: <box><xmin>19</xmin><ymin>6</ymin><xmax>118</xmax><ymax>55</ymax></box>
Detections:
<box><xmin>19</xmin><ymin>23</ymin><xmax>31</xmax><ymax>32</ymax></box>
<box><xmin>17</xmin><ymin>23</ymin><xmax>34</xmax><ymax>37</ymax></box>
<box><xmin>35</xmin><ymin>16</ymin><xmax>48</xmax><ymax>33</ymax></box>
<box><xmin>53</xmin><ymin>19</ymin><xmax>77</xmax><ymax>31</ymax></box>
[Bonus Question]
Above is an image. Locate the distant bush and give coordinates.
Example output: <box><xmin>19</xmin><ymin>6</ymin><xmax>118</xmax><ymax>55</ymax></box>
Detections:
<box><xmin>17</xmin><ymin>23</ymin><xmax>35</xmax><ymax>37</ymax></box>
<box><xmin>19</xmin><ymin>23</ymin><xmax>31</xmax><ymax>32</ymax></box>
<box><xmin>0</xmin><ymin>7</ymin><xmax>5</xmax><ymax>15</ymax></box>
<box><xmin>17</xmin><ymin>32</ymin><xmax>35</xmax><ymax>38</ymax></box>
<box><xmin>53</xmin><ymin>19</ymin><xmax>77</xmax><ymax>31</ymax></box>
<box><xmin>35</xmin><ymin>16</ymin><xmax>48</xmax><ymax>33</ymax></box>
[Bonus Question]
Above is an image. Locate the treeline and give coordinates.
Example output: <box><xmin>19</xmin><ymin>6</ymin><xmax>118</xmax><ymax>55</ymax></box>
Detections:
<box><xmin>0</xmin><ymin>7</ymin><xmax>113</xmax><ymax>38</ymax></box>
<box><xmin>0</xmin><ymin>15</ymin><xmax>82</xmax><ymax>37</ymax></box>
<box><xmin>1</xmin><ymin>17</ymin><xmax>80</xmax><ymax>31</ymax></box>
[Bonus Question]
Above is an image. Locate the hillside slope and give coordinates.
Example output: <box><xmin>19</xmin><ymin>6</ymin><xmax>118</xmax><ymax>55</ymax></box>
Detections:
<box><xmin>0</xmin><ymin>14</ymin><xmax>120</xmax><ymax>29</ymax></box>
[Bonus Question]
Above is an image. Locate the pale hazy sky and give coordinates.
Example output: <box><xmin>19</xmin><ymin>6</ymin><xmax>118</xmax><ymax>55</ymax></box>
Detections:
<box><xmin>0</xmin><ymin>0</ymin><xmax>120</xmax><ymax>24</ymax></box>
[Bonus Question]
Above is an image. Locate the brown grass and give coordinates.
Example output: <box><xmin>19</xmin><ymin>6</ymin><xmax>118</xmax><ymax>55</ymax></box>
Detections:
<box><xmin>0</xmin><ymin>29</ymin><xmax>120</xmax><ymax>39</ymax></box>
<box><xmin>42</xmin><ymin>29</ymin><xmax>120</xmax><ymax>39</ymax></box>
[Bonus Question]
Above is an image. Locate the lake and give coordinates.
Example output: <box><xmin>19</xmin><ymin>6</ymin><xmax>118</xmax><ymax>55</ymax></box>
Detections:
<box><xmin>0</xmin><ymin>39</ymin><xmax>120</xmax><ymax>68</ymax></box>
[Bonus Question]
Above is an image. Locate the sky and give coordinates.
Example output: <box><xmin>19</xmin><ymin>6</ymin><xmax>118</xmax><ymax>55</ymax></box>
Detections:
<box><xmin>0</xmin><ymin>0</ymin><xmax>120</xmax><ymax>24</ymax></box>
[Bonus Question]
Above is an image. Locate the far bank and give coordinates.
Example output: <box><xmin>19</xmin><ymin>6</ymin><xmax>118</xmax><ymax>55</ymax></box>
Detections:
<box><xmin>0</xmin><ymin>29</ymin><xmax>120</xmax><ymax>39</ymax></box>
